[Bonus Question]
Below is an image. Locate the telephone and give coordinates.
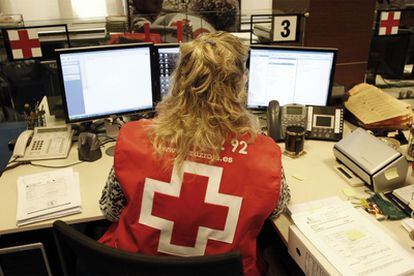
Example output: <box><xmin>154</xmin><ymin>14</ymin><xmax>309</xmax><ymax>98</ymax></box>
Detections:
<box><xmin>267</xmin><ymin>101</ymin><xmax>344</xmax><ymax>142</ymax></box>
<box><xmin>12</xmin><ymin>125</ymin><xmax>73</xmax><ymax>161</ymax></box>
<box><xmin>306</xmin><ymin>105</ymin><xmax>344</xmax><ymax>141</ymax></box>
<box><xmin>267</xmin><ymin>101</ymin><xmax>307</xmax><ymax>141</ymax></box>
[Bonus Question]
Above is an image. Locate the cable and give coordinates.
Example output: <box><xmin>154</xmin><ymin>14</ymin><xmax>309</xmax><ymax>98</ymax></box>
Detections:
<box><xmin>99</xmin><ymin>135</ymin><xmax>117</xmax><ymax>147</ymax></box>
<box><xmin>6</xmin><ymin>156</ymin><xmax>18</xmax><ymax>165</ymax></box>
<box><xmin>30</xmin><ymin>160</ymin><xmax>83</xmax><ymax>168</ymax></box>
<box><xmin>1</xmin><ymin>158</ymin><xmax>84</xmax><ymax>174</ymax></box>
<box><xmin>378</xmin><ymin>75</ymin><xmax>393</xmax><ymax>87</ymax></box>
<box><xmin>118</xmin><ymin>116</ymin><xmax>126</xmax><ymax>124</ymax></box>
<box><xmin>100</xmin><ymin>139</ymin><xmax>116</xmax><ymax>147</ymax></box>
<box><xmin>1</xmin><ymin>161</ymin><xmax>30</xmax><ymax>175</ymax></box>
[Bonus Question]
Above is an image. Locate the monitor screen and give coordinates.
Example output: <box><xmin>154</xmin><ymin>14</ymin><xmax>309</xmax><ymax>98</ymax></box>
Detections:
<box><xmin>154</xmin><ymin>44</ymin><xmax>180</xmax><ymax>100</ymax></box>
<box><xmin>247</xmin><ymin>46</ymin><xmax>336</xmax><ymax>109</ymax></box>
<box><xmin>56</xmin><ymin>43</ymin><xmax>154</xmax><ymax>123</ymax></box>
<box><xmin>367</xmin><ymin>32</ymin><xmax>411</xmax><ymax>79</ymax></box>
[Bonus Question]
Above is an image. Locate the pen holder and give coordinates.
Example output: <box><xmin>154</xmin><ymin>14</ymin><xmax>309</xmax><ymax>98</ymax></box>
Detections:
<box><xmin>24</xmin><ymin>103</ymin><xmax>46</xmax><ymax>130</ymax></box>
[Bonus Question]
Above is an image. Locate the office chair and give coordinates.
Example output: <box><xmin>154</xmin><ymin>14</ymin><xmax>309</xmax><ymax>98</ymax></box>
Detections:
<box><xmin>53</xmin><ymin>220</ymin><xmax>244</xmax><ymax>276</ymax></box>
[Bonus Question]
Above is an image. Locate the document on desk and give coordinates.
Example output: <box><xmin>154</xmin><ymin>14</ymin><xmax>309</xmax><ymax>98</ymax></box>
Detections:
<box><xmin>345</xmin><ymin>83</ymin><xmax>412</xmax><ymax>127</ymax></box>
<box><xmin>16</xmin><ymin>168</ymin><xmax>81</xmax><ymax>226</ymax></box>
<box><xmin>291</xmin><ymin>197</ymin><xmax>414</xmax><ymax>276</ymax></box>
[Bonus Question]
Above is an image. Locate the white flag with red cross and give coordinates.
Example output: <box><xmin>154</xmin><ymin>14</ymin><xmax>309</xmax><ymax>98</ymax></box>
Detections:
<box><xmin>6</xmin><ymin>28</ymin><xmax>42</xmax><ymax>59</ymax></box>
<box><xmin>378</xmin><ymin>11</ymin><xmax>401</xmax><ymax>35</ymax></box>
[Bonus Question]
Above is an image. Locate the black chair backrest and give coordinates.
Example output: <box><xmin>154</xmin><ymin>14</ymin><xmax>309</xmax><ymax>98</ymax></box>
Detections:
<box><xmin>53</xmin><ymin>220</ymin><xmax>244</xmax><ymax>276</ymax></box>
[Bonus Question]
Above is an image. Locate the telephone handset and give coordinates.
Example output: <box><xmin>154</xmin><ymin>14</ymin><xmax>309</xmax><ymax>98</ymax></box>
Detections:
<box><xmin>267</xmin><ymin>101</ymin><xmax>344</xmax><ymax>142</ymax></box>
<box><xmin>12</xmin><ymin>125</ymin><xmax>73</xmax><ymax>161</ymax></box>
<box><xmin>12</xmin><ymin>130</ymin><xmax>34</xmax><ymax>159</ymax></box>
<box><xmin>267</xmin><ymin>101</ymin><xmax>307</xmax><ymax>142</ymax></box>
<box><xmin>267</xmin><ymin>100</ymin><xmax>281</xmax><ymax>142</ymax></box>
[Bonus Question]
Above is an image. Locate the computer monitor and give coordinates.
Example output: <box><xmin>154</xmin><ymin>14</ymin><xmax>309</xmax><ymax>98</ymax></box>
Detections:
<box><xmin>153</xmin><ymin>43</ymin><xmax>180</xmax><ymax>100</ymax></box>
<box><xmin>367</xmin><ymin>32</ymin><xmax>411</xmax><ymax>79</ymax></box>
<box><xmin>247</xmin><ymin>45</ymin><xmax>337</xmax><ymax>109</ymax></box>
<box><xmin>56</xmin><ymin>43</ymin><xmax>155</xmax><ymax>123</ymax></box>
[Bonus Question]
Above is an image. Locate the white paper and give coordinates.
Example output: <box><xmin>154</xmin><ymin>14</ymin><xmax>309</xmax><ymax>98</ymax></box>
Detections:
<box><xmin>16</xmin><ymin>207</ymin><xmax>81</xmax><ymax>226</ymax></box>
<box><xmin>345</xmin><ymin>84</ymin><xmax>412</xmax><ymax>124</ymax></box>
<box><xmin>16</xmin><ymin>169</ymin><xmax>81</xmax><ymax>226</ymax></box>
<box><xmin>401</xmin><ymin>218</ymin><xmax>414</xmax><ymax>232</ymax></box>
<box><xmin>393</xmin><ymin>184</ymin><xmax>414</xmax><ymax>205</ymax></box>
<box><xmin>287</xmin><ymin>196</ymin><xmax>343</xmax><ymax>216</ymax></box>
<box><xmin>292</xmin><ymin>200</ymin><xmax>414</xmax><ymax>276</ymax></box>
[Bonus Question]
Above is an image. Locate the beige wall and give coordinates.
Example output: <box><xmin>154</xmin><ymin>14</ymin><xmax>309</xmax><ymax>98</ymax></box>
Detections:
<box><xmin>241</xmin><ymin>0</ymin><xmax>273</xmax><ymax>12</ymax></box>
<box><xmin>0</xmin><ymin>0</ymin><xmax>61</xmax><ymax>21</ymax></box>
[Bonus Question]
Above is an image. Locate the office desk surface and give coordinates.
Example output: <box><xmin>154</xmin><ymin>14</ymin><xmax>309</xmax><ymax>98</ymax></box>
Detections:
<box><xmin>0</xmin><ymin>142</ymin><xmax>115</xmax><ymax>235</ymax></box>
<box><xmin>273</xmin><ymin>122</ymin><xmax>414</xmax><ymax>255</ymax></box>
<box><xmin>1</xmin><ymin>121</ymin><xmax>414</xmax><ymax>256</ymax></box>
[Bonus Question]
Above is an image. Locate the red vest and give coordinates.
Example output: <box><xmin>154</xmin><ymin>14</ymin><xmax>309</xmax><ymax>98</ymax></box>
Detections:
<box><xmin>99</xmin><ymin>119</ymin><xmax>282</xmax><ymax>276</ymax></box>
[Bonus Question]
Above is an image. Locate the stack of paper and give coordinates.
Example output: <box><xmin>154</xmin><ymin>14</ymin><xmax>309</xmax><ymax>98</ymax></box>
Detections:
<box><xmin>345</xmin><ymin>83</ymin><xmax>413</xmax><ymax>130</ymax></box>
<box><xmin>393</xmin><ymin>184</ymin><xmax>414</xmax><ymax>210</ymax></box>
<box><xmin>401</xmin><ymin>218</ymin><xmax>414</xmax><ymax>234</ymax></box>
<box><xmin>290</xmin><ymin>196</ymin><xmax>414</xmax><ymax>276</ymax></box>
<box><xmin>16</xmin><ymin>168</ymin><xmax>81</xmax><ymax>226</ymax></box>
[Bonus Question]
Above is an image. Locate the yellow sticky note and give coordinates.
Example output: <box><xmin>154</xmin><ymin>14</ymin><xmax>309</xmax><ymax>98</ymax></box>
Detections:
<box><xmin>342</xmin><ymin>188</ymin><xmax>357</xmax><ymax>198</ymax></box>
<box><xmin>345</xmin><ymin>230</ymin><xmax>365</xmax><ymax>241</ymax></box>
<box><xmin>384</xmin><ymin>167</ymin><xmax>399</xmax><ymax>181</ymax></box>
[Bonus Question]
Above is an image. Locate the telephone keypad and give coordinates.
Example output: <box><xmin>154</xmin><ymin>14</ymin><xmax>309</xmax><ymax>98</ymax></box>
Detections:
<box><xmin>31</xmin><ymin>140</ymin><xmax>44</xmax><ymax>151</ymax></box>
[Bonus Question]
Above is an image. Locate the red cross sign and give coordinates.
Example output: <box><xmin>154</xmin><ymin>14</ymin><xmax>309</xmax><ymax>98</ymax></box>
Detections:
<box><xmin>167</xmin><ymin>14</ymin><xmax>214</xmax><ymax>40</ymax></box>
<box><xmin>378</xmin><ymin>11</ymin><xmax>401</xmax><ymax>35</ymax></box>
<box><xmin>7</xmin><ymin>29</ymin><xmax>42</xmax><ymax>59</ymax></box>
<box><xmin>152</xmin><ymin>173</ymin><xmax>229</xmax><ymax>247</ymax></box>
<box><xmin>139</xmin><ymin>161</ymin><xmax>242</xmax><ymax>256</ymax></box>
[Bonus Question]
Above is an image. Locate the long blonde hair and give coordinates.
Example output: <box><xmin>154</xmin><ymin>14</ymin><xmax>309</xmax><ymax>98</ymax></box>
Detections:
<box><xmin>151</xmin><ymin>32</ymin><xmax>259</xmax><ymax>167</ymax></box>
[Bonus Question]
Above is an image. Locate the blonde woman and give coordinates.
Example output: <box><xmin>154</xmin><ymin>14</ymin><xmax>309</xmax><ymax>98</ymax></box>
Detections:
<box><xmin>99</xmin><ymin>32</ymin><xmax>290</xmax><ymax>276</ymax></box>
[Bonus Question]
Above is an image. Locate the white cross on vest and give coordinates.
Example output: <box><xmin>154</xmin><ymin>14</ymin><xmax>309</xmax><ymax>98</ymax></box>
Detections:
<box><xmin>139</xmin><ymin>160</ymin><xmax>243</xmax><ymax>256</ymax></box>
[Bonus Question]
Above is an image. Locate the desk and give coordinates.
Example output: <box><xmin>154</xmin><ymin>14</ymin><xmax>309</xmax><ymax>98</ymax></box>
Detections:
<box><xmin>1</xmin><ymin>120</ymin><xmax>413</xmax><ymax>274</ymax></box>
<box><xmin>272</xmin><ymin>122</ymin><xmax>414</xmax><ymax>275</ymax></box>
<box><xmin>0</xmin><ymin>141</ymin><xmax>115</xmax><ymax>235</ymax></box>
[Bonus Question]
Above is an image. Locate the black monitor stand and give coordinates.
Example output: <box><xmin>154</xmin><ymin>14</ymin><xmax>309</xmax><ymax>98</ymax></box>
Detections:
<box><xmin>75</xmin><ymin>113</ymin><xmax>155</xmax><ymax>157</ymax></box>
<box><xmin>74</xmin><ymin>121</ymin><xmax>105</xmax><ymax>134</ymax></box>
<box><xmin>103</xmin><ymin>118</ymin><xmax>121</xmax><ymax>157</ymax></box>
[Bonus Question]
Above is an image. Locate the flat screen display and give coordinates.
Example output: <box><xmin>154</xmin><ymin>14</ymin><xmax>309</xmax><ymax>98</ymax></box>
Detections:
<box><xmin>155</xmin><ymin>44</ymin><xmax>180</xmax><ymax>100</ymax></box>
<box><xmin>315</xmin><ymin>115</ymin><xmax>333</xmax><ymax>127</ymax></box>
<box><xmin>367</xmin><ymin>32</ymin><xmax>411</xmax><ymax>79</ymax></box>
<box><xmin>286</xmin><ymin>106</ymin><xmax>304</xmax><ymax>115</ymax></box>
<box><xmin>57</xmin><ymin>43</ymin><xmax>154</xmax><ymax>123</ymax></box>
<box><xmin>247</xmin><ymin>46</ymin><xmax>336</xmax><ymax>109</ymax></box>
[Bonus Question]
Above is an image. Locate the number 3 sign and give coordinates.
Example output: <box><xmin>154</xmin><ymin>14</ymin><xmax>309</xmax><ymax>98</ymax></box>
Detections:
<box><xmin>272</xmin><ymin>15</ymin><xmax>300</xmax><ymax>42</ymax></box>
